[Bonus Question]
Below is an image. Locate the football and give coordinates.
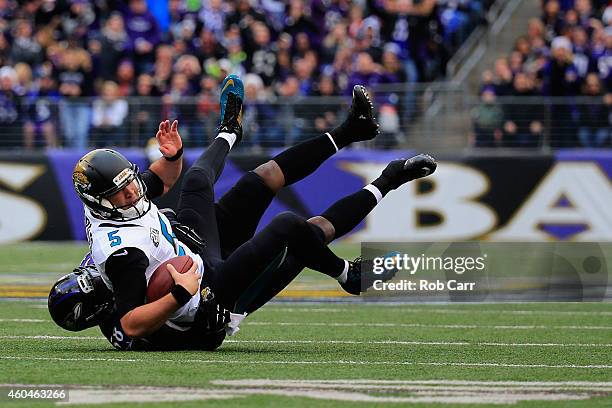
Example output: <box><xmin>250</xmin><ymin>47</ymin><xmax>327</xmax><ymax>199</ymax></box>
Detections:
<box><xmin>146</xmin><ymin>256</ymin><xmax>194</xmax><ymax>303</ymax></box>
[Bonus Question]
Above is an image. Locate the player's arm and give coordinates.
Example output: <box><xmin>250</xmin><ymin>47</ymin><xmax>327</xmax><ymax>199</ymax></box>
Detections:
<box><xmin>148</xmin><ymin>120</ymin><xmax>183</xmax><ymax>195</ymax></box>
<box><xmin>120</xmin><ymin>292</ymin><xmax>182</xmax><ymax>339</ymax></box>
<box><xmin>120</xmin><ymin>263</ymin><xmax>201</xmax><ymax>338</ymax></box>
<box><xmin>105</xmin><ymin>248</ymin><xmax>201</xmax><ymax>338</ymax></box>
<box><xmin>105</xmin><ymin>247</ymin><xmax>177</xmax><ymax>339</ymax></box>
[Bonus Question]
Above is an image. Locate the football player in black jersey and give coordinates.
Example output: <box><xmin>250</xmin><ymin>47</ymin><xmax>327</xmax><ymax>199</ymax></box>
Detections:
<box><xmin>49</xmin><ymin>77</ymin><xmax>436</xmax><ymax>350</ymax></box>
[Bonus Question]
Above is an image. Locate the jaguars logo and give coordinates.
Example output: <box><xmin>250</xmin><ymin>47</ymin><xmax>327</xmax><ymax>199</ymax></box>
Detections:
<box><xmin>73</xmin><ymin>170</ymin><xmax>90</xmax><ymax>191</ymax></box>
<box><xmin>201</xmin><ymin>286</ymin><xmax>214</xmax><ymax>302</ymax></box>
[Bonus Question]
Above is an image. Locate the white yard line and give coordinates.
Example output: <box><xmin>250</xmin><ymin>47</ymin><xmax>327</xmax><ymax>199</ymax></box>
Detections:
<box><xmin>247</xmin><ymin>321</ymin><xmax>612</xmax><ymax>330</ymax></box>
<box><xmin>265</xmin><ymin>307</ymin><xmax>612</xmax><ymax>316</ymax></box>
<box><xmin>4</xmin><ymin>318</ymin><xmax>612</xmax><ymax>330</ymax></box>
<box><xmin>2</xmin><ymin>335</ymin><xmax>612</xmax><ymax>348</ymax></box>
<box><xmin>0</xmin><ymin>318</ymin><xmax>48</xmax><ymax>322</ymax></box>
<box><xmin>1</xmin><ymin>355</ymin><xmax>611</xmax><ymax>369</ymax></box>
<box><xmin>227</xmin><ymin>379</ymin><xmax>612</xmax><ymax>387</ymax></box>
<box><xmin>213</xmin><ymin>379</ymin><xmax>612</xmax><ymax>391</ymax></box>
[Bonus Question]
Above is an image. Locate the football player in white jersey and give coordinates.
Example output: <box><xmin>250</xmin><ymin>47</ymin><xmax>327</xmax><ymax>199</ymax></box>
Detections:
<box><xmin>49</xmin><ymin>76</ymin><xmax>437</xmax><ymax>350</ymax></box>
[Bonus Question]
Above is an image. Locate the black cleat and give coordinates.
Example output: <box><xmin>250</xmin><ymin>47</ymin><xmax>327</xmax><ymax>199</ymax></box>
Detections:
<box><xmin>339</xmin><ymin>259</ymin><xmax>362</xmax><ymax>295</ymax></box>
<box><xmin>350</xmin><ymin>85</ymin><xmax>375</xmax><ymax>121</ymax></box>
<box><xmin>347</xmin><ymin>85</ymin><xmax>379</xmax><ymax>142</ymax></box>
<box><xmin>381</xmin><ymin>154</ymin><xmax>437</xmax><ymax>190</ymax></box>
<box><xmin>218</xmin><ymin>90</ymin><xmax>243</xmax><ymax>145</ymax></box>
<box><xmin>332</xmin><ymin>85</ymin><xmax>380</xmax><ymax>145</ymax></box>
<box><xmin>340</xmin><ymin>256</ymin><xmax>398</xmax><ymax>295</ymax></box>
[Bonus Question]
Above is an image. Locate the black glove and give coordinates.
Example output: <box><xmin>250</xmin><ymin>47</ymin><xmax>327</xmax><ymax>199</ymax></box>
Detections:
<box><xmin>159</xmin><ymin>208</ymin><xmax>206</xmax><ymax>254</ymax></box>
<box><xmin>197</xmin><ymin>286</ymin><xmax>230</xmax><ymax>335</ymax></box>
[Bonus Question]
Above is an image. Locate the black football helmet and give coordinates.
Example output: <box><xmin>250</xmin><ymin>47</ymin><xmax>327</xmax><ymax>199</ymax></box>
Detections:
<box><xmin>48</xmin><ymin>265</ymin><xmax>115</xmax><ymax>331</ymax></box>
<box><xmin>73</xmin><ymin>149</ymin><xmax>150</xmax><ymax>221</ymax></box>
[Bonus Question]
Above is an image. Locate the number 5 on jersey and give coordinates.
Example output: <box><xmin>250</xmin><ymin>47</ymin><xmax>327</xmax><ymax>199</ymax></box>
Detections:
<box><xmin>107</xmin><ymin>230</ymin><xmax>122</xmax><ymax>247</ymax></box>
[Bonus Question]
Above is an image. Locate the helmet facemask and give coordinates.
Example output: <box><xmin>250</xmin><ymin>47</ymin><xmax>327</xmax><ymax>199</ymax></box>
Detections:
<box><xmin>100</xmin><ymin>173</ymin><xmax>151</xmax><ymax>221</ymax></box>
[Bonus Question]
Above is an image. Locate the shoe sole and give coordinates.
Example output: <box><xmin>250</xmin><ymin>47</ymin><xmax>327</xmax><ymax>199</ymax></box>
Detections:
<box><xmin>352</xmin><ymin>85</ymin><xmax>374</xmax><ymax>120</ymax></box>
<box><xmin>220</xmin><ymin>75</ymin><xmax>244</xmax><ymax>124</ymax></box>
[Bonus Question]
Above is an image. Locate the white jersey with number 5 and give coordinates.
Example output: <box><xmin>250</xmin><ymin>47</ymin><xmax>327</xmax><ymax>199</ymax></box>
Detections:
<box><xmin>84</xmin><ymin>201</ymin><xmax>204</xmax><ymax>329</ymax></box>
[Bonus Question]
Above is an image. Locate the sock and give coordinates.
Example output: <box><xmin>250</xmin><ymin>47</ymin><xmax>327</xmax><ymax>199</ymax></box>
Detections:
<box><xmin>216</xmin><ymin>131</ymin><xmax>237</xmax><ymax>150</ymax></box>
<box><xmin>193</xmin><ymin>136</ymin><xmax>230</xmax><ymax>183</ymax></box>
<box><xmin>320</xmin><ymin>188</ymin><xmax>378</xmax><ymax>238</ymax></box>
<box><xmin>329</xmin><ymin>121</ymin><xmax>353</xmax><ymax>149</ymax></box>
<box><xmin>272</xmin><ymin>133</ymin><xmax>337</xmax><ymax>186</ymax></box>
<box><xmin>336</xmin><ymin>261</ymin><xmax>349</xmax><ymax>283</ymax></box>
<box><xmin>363</xmin><ymin>184</ymin><xmax>383</xmax><ymax>203</ymax></box>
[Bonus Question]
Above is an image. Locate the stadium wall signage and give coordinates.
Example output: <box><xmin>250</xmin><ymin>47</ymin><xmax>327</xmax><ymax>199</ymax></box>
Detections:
<box><xmin>0</xmin><ymin>150</ymin><xmax>610</xmax><ymax>243</ymax></box>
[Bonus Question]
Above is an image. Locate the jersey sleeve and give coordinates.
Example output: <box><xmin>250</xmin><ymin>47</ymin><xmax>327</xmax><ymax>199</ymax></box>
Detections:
<box><xmin>99</xmin><ymin>312</ymin><xmax>155</xmax><ymax>351</ymax></box>
<box><xmin>99</xmin><ymin>313</ymin><xmax>134</xmax><ymax>350</ymax></box>
<box><xmin>140</xmin><ymin>169</ymin><xmax>164</xmax><ymax>200</ymax></box>
<box><xmin>104</xmin><ymin>247</ymin><xmax>149</xmax><ymax>318</ymax></box>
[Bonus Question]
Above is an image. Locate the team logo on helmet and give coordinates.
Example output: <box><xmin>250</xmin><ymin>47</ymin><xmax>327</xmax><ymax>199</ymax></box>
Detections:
<box><xmin>73</xmin><ymin>170</ymin><xmax>90</xmax><ymax>191</ymax></box>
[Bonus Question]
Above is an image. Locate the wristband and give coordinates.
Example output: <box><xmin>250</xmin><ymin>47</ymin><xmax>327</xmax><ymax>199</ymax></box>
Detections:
<box><xmin>164</xmin><ymin>146</ymin><xmax>183</xmax><ymax>162</ymax></box>
<box><xmin>170</xmin><ymin>284</ymin><xmax>192</xmax><ymax>306</ymax></box>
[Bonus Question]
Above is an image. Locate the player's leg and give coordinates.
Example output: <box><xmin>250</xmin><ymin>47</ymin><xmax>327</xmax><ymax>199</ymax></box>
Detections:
<box><xmin>317</xmin><ymin>154</ymin><xmax>437</xmax><ymax>242</ymax></box>
<box><xmin>206</xmin><ymin>211</ymin><xmax>350</xmax><ymax>309</ymax></box>
<box><xmin>259</xmin><ymin>85</ymin><xmax>379</xmax><ymax>191</ymax></box>
<box><xmin>176</xmin><ymin>75</ymin><xmax>244</xmax><ymax>260</ymax></box>
<box><xmin>237</xmin><ymin>154</ymin><xmax>439</xmax><ymax>310</ymax></box>
<box><xmin>214</xmin><ymin>85</ymin><xmax>380</xmax><ymax>256</ymax></box>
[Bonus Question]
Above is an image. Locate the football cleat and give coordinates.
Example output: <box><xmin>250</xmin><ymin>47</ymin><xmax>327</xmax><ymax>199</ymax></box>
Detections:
<box><xmin>381</xmin><ymin>154</ymin><xmax>437</xmax><ymax>190</ymax></box>
<box><xmin>347</xmin><ymin>85</ymin><xmax>379</xmax><ymax>141</ymax></box>
<box><xmin>340</xmin><ymin>256</ymin><xmax>398</xmax><ymax>295</ymax></box>
<box><xmin>218</xmin><ymin>75</ymin><xmax>244</xmax><ymax>143</ymax></box>
<box><xmin>332</xmin><ymin>85</ymin><xmax>379</xmax><ymax>144</ymax></box>
<box><xmin>350</xmin><ymin>85</ymin><xmax>375</xmax><ymax>121</ymax></box>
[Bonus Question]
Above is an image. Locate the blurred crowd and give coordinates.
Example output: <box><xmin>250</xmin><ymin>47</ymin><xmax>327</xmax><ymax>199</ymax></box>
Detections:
<box><xmin>473</xmin><ymin>0</ymin><xmax>612</xmax><ymax>148</ymax></box>
<box><xmin>0</xmin><ymin>0</ymin><xmax>492</xmax><ymax>150</ymax></box>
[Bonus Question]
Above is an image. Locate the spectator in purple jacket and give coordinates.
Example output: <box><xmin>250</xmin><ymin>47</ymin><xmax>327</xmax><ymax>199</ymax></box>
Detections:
<box><xmin>123</xmin><ymin>0</ymin><xmax>160</xmax><ymax>73</ymax></box>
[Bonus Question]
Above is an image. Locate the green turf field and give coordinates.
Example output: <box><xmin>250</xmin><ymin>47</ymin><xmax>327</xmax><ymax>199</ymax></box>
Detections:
<box><xmin>0</xmin><ymin>243</ymin><xmax>611</xmax><ymax>407</ymax></box>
